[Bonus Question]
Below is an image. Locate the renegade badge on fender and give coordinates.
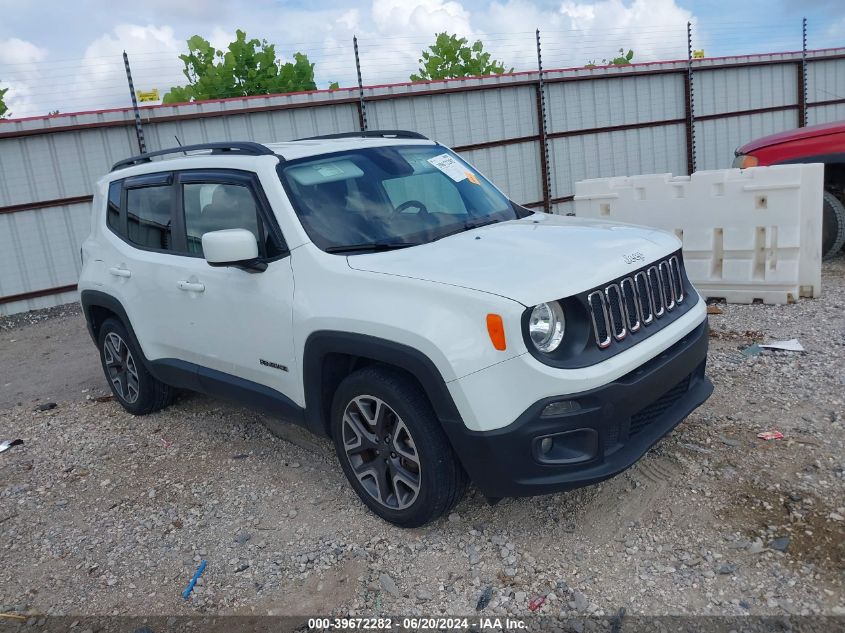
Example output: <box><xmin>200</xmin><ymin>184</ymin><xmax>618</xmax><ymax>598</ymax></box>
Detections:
<box><xmin>79</xmin><ymin>131</ymin><xmax>713</xmax><ymax>527</ymax></box>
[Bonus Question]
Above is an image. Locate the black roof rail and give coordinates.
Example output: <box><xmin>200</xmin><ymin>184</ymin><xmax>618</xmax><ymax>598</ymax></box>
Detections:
<box><xmin>296</xmin><ymin>130</ymin><xmax>429</xmax><ymax>141</ymax></box>
<box><xmin>111</xmin><ymin>142</ymin><xmax>275</xmax><ymax>172</ymax></box>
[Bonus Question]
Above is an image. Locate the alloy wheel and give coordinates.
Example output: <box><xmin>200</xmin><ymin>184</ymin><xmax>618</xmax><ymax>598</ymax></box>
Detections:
<box><xmin>103</xmin><ymin>332</ymin><xmax>140</xmax><ymax>404</ymax></box>
<box><xmin>341</xmin><ymin>395</ymin><xmax>421</xmax><ymax>510</ymax></box>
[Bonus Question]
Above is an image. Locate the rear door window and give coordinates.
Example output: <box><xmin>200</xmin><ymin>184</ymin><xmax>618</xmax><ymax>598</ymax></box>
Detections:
<box><xmin>126</xmin><ymin>185</ymin><xmax>174</xmax><ymax>251</ymax></box>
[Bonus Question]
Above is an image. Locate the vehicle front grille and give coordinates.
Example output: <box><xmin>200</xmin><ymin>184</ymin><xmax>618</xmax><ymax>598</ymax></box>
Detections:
<box><xmin>587</xmin><ymin>254</ymin><xmax>687</xmax><ymax>349</ymax></box>
<box><xmin>629</xmin><ymin>375</ymin><xmax>691</xmax><ymax>436</ymax></box>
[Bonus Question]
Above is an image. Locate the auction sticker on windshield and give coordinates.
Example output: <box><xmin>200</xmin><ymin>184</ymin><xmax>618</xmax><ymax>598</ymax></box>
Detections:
<box><xmin>427</xmin><ymin>153</ymin><xmax>468</xmax><ymax>182</ymax></box>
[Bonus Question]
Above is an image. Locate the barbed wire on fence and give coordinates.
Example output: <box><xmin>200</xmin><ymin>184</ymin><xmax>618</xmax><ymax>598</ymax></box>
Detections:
<box><xmin>0</xmin><ymin>18</ymin><xmax>837</xmax><ymax>120</ymax></box>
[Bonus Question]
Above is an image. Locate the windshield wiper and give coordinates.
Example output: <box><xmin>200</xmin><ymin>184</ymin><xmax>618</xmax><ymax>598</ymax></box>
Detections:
<box><xmin>324</xmin><ymin>242</ymin><xmax>418</xmax><ymax>254</ymax></box>
<box><xmin>435</xmin><ymin>217</ymin><xmax>504</xmax><ymax>241</ymax></box>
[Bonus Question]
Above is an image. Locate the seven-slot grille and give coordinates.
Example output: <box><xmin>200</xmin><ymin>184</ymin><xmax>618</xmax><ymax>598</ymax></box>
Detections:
<box><xmin>587</xmin><ymin>254</ymin><xmax>686</xmax><ymax>349</ymax></box>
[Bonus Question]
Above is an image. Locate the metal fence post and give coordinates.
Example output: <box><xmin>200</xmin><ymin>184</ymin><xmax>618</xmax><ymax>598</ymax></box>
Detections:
<box><xmin>799</xmin><ymin>17</ymin><xmax>808</xmax><ymax>127</ymax></box>
<box><xmin>122</xmin><ymin>51</ymin><xmax>146</xmax><ymax>154</ymax></box>
<box><xmin>353</xmin><ymin>36</ymin><xmax>368</xmax><ymax>132</ymax></box>
<box><xmin>535</xmin><ymin>29</ymin><xmax>552</xmax><ymax>213</ymax></box>
<box><xmin>685</xmin><ymin>22</ymin><xmax>696</xmax><ymax>174</ymax></box>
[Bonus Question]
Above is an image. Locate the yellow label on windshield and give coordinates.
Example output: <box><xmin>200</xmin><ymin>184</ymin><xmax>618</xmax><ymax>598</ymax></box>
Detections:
<box><xmin>466</xmin><ymin>172</ymin><xmax>480</xmax><ymax>185</ymax></box>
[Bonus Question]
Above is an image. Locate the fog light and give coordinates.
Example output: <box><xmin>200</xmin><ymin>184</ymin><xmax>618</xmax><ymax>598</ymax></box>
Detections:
<box><xmin>539</xmin><ymin>437</ymin><xmax>554</xmax><ymax>454</ymax></box>
<box><xmin>541</xmin><ymin>400</ymin><xmax>581</xmax><ymax>417</ymax></box>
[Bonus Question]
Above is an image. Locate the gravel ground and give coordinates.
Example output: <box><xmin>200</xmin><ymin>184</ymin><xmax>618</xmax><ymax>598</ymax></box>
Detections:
<box><xmin>1</xmin><ymin>258</ymin><xmax>844</xmax><ymax>620</ymax></box>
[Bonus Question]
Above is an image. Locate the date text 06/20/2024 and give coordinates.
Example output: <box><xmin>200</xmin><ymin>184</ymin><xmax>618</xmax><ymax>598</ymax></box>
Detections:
<box><xmin>307</xmin><ymin>617</ymin><xmax>528</xmax><ymax>630</ymax></box>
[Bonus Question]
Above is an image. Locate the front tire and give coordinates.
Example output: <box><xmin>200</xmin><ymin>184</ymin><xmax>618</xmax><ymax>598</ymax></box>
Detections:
<box><xmin>97</xmin><ymin>318</ymin><xmax>174</xmax><ymax>415</ymax></box>
<box><xmin>331</xmin><ymin>367</ymin><xmax>467</xmax><ymax>527</ymax></box>
<box><xmin>822</xmin><ymin>190</ymin><xmax>845</xmax><ymax>260</ymax></box>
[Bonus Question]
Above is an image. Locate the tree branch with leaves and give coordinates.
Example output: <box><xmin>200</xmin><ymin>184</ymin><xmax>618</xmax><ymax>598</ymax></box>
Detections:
<box><xmin>585</xmin><ymin>48</ymin><xmax>634</xmax><ymax>68</ymax></box>
<box><xmin>163</xmin><ymin>30</ymin><xmax>318</xmax><ymax>104</ymax></box>
<box><xmin>411</xmin><ymin>33</ymin><xmax>512</xmax><ymax>82</ymax></box>
<box><xmin>0</xmin><ymin>86</ymin><xmax>9</xmax><ymax>118</ymax></box>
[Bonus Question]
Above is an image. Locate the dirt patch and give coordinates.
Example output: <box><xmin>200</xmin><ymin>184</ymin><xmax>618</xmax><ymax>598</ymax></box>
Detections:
<box><xmin>720</xmin><ymin>482</ymin><xmax>845</xmax><ymax>573</ymax></box>
<box><xmin>0</xmin><ymin>308</ymin><xmax>105</xmax><ymax>409</ymax></box>
<box><xmin>708</xmin><ymin>328</ymin><xmax>765</xmax><ymax>342</ymax></box>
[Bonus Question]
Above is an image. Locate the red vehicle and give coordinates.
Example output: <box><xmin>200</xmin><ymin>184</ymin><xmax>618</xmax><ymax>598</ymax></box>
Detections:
<box><xmin>734</xmin><ymin>120</ymin><xmax>845</xmax><ymax>259</ymax></box>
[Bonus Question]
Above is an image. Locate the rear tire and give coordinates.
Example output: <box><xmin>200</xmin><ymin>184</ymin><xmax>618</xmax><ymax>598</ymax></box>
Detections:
<box><xmin>330</xmin><ymin>366</ymin><xmax>467</xmax><ymax>527</ymax></box>
<box><xmin>822</xmin><ymin>190</ymin><xmax>845</xmax><ymax>260</ymax></box>
<box><xmin>97</xmin><ymin>318</ymin><xmax>174</xmax><ymax>415</ymax></box>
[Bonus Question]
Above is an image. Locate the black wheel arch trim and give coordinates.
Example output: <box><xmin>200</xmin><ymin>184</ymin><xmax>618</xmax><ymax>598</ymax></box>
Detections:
<box><xmin>302</xmin><ymin>331</ymin><xmax>464</xmax><ymax>437</ymax></box>
<box><xmin>80</xmin><ymin>290</ymin><xmax>151</xmax><ymax>368</ymax></box>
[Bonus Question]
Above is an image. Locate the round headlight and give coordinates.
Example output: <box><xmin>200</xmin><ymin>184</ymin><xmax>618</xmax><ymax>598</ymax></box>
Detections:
<box><xmin>528</xmin><ymin>302</ymin><xmax>565</xmax><ymax>353</ymax></box>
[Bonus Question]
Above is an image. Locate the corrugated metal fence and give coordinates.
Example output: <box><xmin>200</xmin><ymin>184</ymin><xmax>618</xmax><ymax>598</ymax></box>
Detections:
<box><xmin>1</xmin><ymin>48</ymin><xmax>844</xmax><ymax>315</ymax></box>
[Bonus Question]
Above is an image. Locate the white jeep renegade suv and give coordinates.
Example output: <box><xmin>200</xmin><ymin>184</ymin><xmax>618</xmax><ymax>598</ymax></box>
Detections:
<box><xmin>79</xmin><ymin>131</ymin><xmax>713</xmax><ymax>527</ymax></box>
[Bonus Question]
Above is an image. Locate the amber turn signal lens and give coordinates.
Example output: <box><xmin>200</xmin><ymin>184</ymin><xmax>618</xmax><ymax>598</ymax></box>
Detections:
<box><xmin>486</xmin><ymin>314</ymin><xmax>506</xmax><ymax>351</ymax></box>
<box><xmin>733</xmin><ymin>154</ymin><xmax>759</xmax><ymax>169</ymax></box>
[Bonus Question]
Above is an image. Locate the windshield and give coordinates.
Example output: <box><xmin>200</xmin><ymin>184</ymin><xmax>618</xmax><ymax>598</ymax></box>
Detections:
<box><xmin>279</xmin><ymin>144</ymin><xmax>521</xmax><ymax>252</ymax></box>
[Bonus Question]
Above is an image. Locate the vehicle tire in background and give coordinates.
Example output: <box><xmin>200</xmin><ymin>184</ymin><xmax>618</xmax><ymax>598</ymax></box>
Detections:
<box><xmin>97</xmin><ymin>318</ymin><xmax>174</xmax><ymax>415</ymax></box>
<box><xmin>331</xmin><ymin>366</ymin><xmax>467</xmax><ymax>527</ymax></box>
<box><xmin>822</xmin><ymin>190</ymin><xmax>845</xmax><ymax>260</ymax></box>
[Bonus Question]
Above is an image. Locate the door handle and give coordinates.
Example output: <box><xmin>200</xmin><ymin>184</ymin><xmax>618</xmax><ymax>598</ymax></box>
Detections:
<box><xmin>177</xmin><ymin>280</ymin><xmax>205</xmax><ymax>293</ymax></box>
<box><xmin>108</xmin><ymin>267</ymin><xmax>131</xmax><ymax>278</ymax></box>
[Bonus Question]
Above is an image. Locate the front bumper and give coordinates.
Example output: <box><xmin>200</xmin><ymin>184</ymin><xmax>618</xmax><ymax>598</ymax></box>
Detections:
<box><xmin>443</xmin><ymin>319</ymin><xmax>713</xmax><ymax>498</ymax></box>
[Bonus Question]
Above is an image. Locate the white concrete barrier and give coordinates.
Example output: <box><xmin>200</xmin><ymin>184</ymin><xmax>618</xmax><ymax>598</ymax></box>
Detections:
<box><xmin>574</xmin><ymin>164</ymin><xmax>824</xmax><ymax>304</ymax></box>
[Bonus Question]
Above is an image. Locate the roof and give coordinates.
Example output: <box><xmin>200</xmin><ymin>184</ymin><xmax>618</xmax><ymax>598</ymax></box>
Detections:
<box><xmin>264</xmin><ymin>136</ymin><xmax>436</xmax><ymax>161</ymax></box>
<box><xmin>107</xmin><ymin>134</ymin><xmax>438</xmax><ymax>175</ymax></box>
<box><xmin>738</xmin><ymin>120</ymin><xmax>845</xmax><ymax>153</ymax></box>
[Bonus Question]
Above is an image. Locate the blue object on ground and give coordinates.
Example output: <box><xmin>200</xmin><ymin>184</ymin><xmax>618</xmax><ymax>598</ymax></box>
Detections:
<box><xmin>182</xmin><ymin>560</ymin><xmax>207</xmax><ymax>600</ymax></box>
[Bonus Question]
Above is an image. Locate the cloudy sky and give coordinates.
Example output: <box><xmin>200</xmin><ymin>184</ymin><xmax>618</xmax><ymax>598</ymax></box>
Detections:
<box><xmin>0</xmin><ymin>0</ymin><xmax>842</xmax><ymax>119</ymax></box>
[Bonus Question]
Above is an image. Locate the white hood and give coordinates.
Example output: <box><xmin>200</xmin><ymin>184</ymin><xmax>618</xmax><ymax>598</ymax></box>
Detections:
<box><xmin>346</xmin><ymin>214</ymin><xmax>680</xmax><ymax>306</ymax></box>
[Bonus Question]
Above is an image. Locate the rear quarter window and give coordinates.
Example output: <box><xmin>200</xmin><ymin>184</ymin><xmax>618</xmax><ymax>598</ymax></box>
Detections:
<box><xmin>106</xmin><ymin>181</ymin><xmax>122</xmax><ymax>235</ymax></box>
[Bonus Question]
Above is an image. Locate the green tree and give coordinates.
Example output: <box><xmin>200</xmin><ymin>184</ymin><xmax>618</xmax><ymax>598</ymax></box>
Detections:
<box><xmin>585</xmin><ymin>48</ymin><xmax>634</xmax><ymax>68</ymax></box>
<box><xmin>163</xmin><ymin>30</ymin><xmax>317</xmax><ymax>104</ymax></box>
<box><xmin>0</xmin><ymin>86</ymin><xmax>9</xmax><ymax>118</ymax></box>
<box><xmin>410</xmin><ymin>33</ymin><xmax>512</xmax><ymax>82</ymax></box>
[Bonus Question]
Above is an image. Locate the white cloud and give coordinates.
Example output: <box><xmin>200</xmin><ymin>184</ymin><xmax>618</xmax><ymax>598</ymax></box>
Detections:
<box><xmin>0</xmin><ymin>0</ymin><xmax>698</xmax><ymax>119</ymax></box>
<box><xmin>318</xmin><ymin>0</ymin><xmax>482</xmax><ymax>85</ymax></box>
<box><xmin>371</xmin><ymin>0</ymin><xmax>474</xmax><ymax>35</ymax></box>
<box><xmin>0</xmin><ymin>38</ymin><xmax>49</xmax><ymax>118</ymax></box>
<box><xmin>207</xmin><ymin>27</ymin><xmax>235</xmax><ymax>53</ymax></box>
<box><xmin>0</xmin><ymin>25</ymin><xmax>184</xmax><ymax>117</ymax></box>
<box><xmin>71</xmin><ymin>24</ymin><xmax>184</xmax><ymax>107</ymax></box>
<box><xmin>477</xmin><ymin>0</ymin><xmax>693</xmax><ymax>71</ymax></box>
<box><xmin>321</xmin><ymin>0</ymin><xmax>694</xmax><ymax>88</ymax></box>
<box><xmin>0</xmin><ymin>37</ymin><xmax>48</xmax><ymax>65</ymax></box>
<box><xmin>337</xmin><ymin>9</ymin><xmax>361</xmax><ymax>31</ymax></box>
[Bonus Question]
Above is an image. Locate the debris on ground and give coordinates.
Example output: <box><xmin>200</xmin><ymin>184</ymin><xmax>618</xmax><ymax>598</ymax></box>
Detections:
<box><xmin>0</xmin><ymin>439</ymin><xmax>23</xmax><ymax>454</ymax></box>
<box><xmin>476</xmin><ymin>586</ymin><xmax>493</xmax><ymax>611</ymax></box>
<box><xmin>741</xmin><ymin>343</ymin><xmax>763</xmax><ymax>357</ymax></box>
<box><xmin>0</xmin><ymin>613</ymin><xmax>27</xmax><ymax>622</ymax></box>
<box><xmin>757</xmin><ymin>430</ymin><xmax>785</xmax><ymax>440</ymax></box>
<box><xmin>768</xmin><ymin>536</ymin><xmax>791</xmax><ymax>552</ymax></box>
<box><xmin>34</xmin><ymin>402</ymin><xmax>57</xmax><ymax>412</ymax></box>
<box><xmin>759</xmin><ymin>339</ymin><xmax>805</xmax><ymax>352</ymax></box>
<box><xmin>707</xmin><ymin>305</ymin><xmax>724</xmax><ymax>315</ymax></box>
<box><xmin>378</xmin><ymin>573</ymin><xmax>400</xmax><ymax>598</ymax></box>
<box><xmin>182</xmin><ymin>560</ymin><xmax>207</xmax><ymax>600</ymax></box>
<box><xmin>528</xmin><ymin>595</ymin><xmax>546</xmax><ymax>611</ymax></box>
